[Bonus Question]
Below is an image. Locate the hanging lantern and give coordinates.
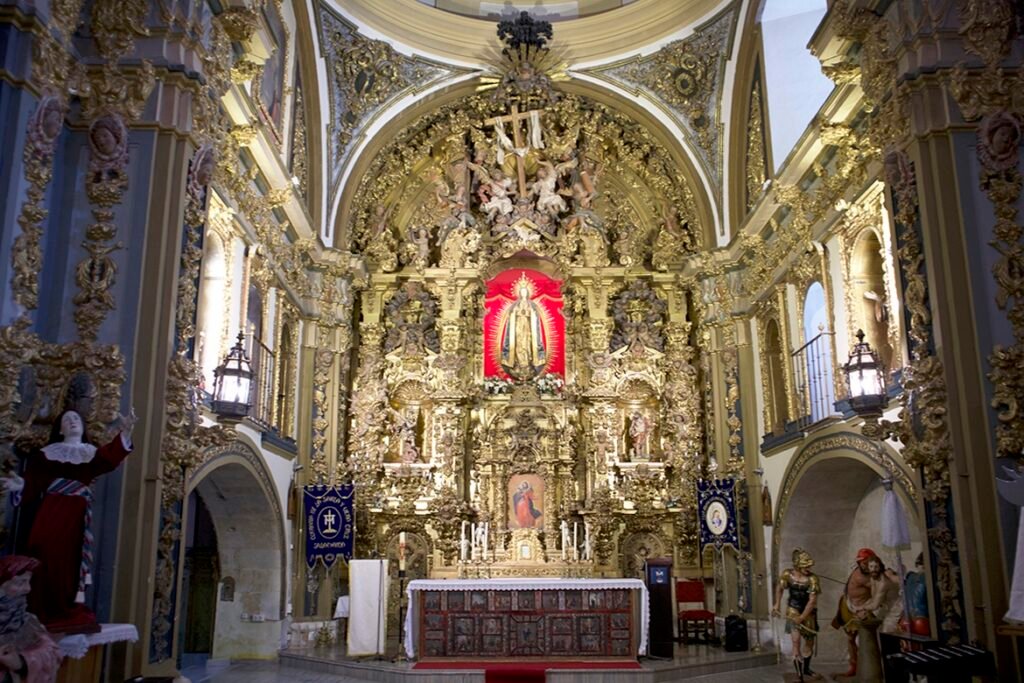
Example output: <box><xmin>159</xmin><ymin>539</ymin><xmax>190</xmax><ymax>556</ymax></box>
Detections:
<box><xmin>843</xmin><ymin>329</ymin><xmax>887</xmax><ymax>417</ymax></box>
<box><xmin>212</xmin><ymin>332</ymin><xmax>253</xmax><ymax>418</ymax></box>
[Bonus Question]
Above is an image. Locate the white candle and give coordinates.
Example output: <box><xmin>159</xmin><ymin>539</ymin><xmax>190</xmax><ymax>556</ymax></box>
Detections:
<box><xmin>573</xmin><ymin>523</ymin><xmax>579</xmax><ymax>561</ymax></box>
<box><xmin>461</xmin><ymin>521</ymin><xmax>468</xmax><ymax>561</ymax></box>
<box><xmin>471</xmin><ymin>523</ymin><xmax>477</xmax><ymax>556</ymax></box>
<box><xmin>399</xmin><ymin>531</ymin><xmax>407</xmax><ymax>571</ymax></box>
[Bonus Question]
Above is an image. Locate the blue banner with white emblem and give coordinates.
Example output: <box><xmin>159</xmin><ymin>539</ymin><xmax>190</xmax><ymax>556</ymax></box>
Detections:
<box><xmin>697</xmin><ymin>478</ymin><xmax>739</xmax><ymax>552</ymax></box>
<box><xmin>304</xmin><ymin>484</ymin><xmax>354</xmax><ymax>569</ymax></box>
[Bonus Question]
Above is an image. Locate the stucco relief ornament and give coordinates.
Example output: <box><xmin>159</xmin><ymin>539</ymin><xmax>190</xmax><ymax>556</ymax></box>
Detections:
<box><xmin>30</xmin><ymin>96</ymin><xmax>65</xmax><ymax>150</ymax></box>
<box><xmin>87</xmin><ymin>114</ymin><xmax>128</xmax><ymax>192</ymax></box>
<box><xmin>11</xmin><ymin>94</ymin><xmax>66</xmax><ymax>314</ymax></box>
<box><xmin>978</xmin><ymin>112</ymin><xmax>1021</xmax><ymax>173</ymax></box>
<box><xmin>187</xmin><ymin>144</ymin><xmax>216</xmax><ymax>201</ymax></box>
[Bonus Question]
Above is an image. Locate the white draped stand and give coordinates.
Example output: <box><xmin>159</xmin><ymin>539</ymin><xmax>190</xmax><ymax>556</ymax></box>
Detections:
<box><xmin>403</xmin><ymin>577</ymin><xmax>649</xmax><ymax>659</ymax></box>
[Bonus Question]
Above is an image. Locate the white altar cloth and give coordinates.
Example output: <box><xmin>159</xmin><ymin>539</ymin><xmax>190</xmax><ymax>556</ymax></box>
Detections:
<box><xmin>57</xmin><ymin>623</ymin><xmax>139</xmax><ymax>659</ymax></box>
<box><xmin>403</xmin><ymin>577</ymin><xmax>649</xmax><ymax>658</ymax></box>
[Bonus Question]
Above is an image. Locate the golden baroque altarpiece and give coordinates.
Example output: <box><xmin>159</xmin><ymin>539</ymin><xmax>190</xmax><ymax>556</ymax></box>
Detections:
<box><xmin>340</xmin><ymin>48</ymin><xmax>708</xmax><ymax>579</ymax></box>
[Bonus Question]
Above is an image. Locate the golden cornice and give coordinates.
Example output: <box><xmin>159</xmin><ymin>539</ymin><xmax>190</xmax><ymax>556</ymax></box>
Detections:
<box><xmin>330</xmin><ymin>0</ymin><xmax>725</xmax><ymax>66</ymax></box>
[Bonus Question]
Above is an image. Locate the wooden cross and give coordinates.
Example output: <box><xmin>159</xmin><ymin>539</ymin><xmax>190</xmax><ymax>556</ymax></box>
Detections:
<box><xmin>483</xmin><ymin>104</ymin><xmax>543</xmax><ymax>198</ymax></box>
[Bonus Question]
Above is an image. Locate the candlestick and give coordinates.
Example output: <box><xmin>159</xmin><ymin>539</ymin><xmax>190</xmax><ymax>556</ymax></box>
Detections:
<box><xmin>399</xmin><ymin>531</ymin><xmax>407</xmax><ymax>571</ymax></box>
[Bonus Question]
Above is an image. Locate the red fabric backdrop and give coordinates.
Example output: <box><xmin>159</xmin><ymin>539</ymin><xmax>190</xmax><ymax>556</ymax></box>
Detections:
<box><xmin>483</xmin><ymin>269</ymin><xmax>564</xmax><ymax>379</ymax></box>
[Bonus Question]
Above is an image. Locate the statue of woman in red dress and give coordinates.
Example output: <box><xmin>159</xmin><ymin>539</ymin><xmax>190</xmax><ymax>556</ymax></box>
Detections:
<box><xmin>3</xmin><ymin>409</ymin><xmax>135</xmax><ymax>633</ymax></box>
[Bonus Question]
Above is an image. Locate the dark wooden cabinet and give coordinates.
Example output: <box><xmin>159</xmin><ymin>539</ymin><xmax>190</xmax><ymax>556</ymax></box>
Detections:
<box><xmin>645</xmin><ymin>557</ymin><xmax>674</xmax><ymax>658</ymax></box>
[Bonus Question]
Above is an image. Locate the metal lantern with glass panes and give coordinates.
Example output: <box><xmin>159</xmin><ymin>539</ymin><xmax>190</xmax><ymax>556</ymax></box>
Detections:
<box><xmin>843</xmin><ymin>329</ymin><xmax>887</xmax><ymax>418</ymax></box>
<box><xmin>212</xmin><ymin>332</ymin><xmax>253</xmax><ymax>418</ymax></box>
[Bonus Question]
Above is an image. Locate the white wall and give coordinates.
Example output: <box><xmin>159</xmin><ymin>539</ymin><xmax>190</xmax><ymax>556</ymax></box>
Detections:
<box><xmin>760</xmin><ymin>0</ymin><xmax>833</xmax><ymax>171</ymax></box>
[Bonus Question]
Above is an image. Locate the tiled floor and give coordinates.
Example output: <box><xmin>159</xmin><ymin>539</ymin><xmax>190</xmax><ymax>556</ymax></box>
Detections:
<box><xmin>193</xmin><ymin>658</ymin><xmax>853</xmax><ymax>682</ymax></box>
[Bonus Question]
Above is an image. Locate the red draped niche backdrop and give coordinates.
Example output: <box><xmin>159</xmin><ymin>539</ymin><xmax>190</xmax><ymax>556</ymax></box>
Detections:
<box><xmin>483</xmin><ymin>269</ymin><xmax>564</xmax><ymax>379</ymax></box>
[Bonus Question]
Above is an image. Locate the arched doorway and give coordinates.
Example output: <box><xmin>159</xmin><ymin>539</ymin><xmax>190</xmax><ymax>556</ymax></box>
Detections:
<box><xmin>181</xmin><ymin>443</ymin><xmax>286</xmax><ymax>665</ymax></box>
<box><xmin>774</xmin><ymin>434</ymin><xmax>922</xmax><ymax>662</ymax></box>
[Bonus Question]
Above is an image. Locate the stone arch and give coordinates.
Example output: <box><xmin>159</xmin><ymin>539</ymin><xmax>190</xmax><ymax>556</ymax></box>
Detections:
<box><xmin>772</xmin><ymin>431</ymin><xmax>922</xmax><ymax>660</ymax></box>
<box><xmin>184</xmin><ymin>441</ymin><xmax>286</xmax><ymax>660</ymax></box>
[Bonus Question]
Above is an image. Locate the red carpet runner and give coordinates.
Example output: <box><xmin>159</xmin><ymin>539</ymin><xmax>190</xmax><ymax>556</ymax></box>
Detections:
<box><xmin>413</xmin><ymin>660</ymin><xmax>643</xmax><ymax>681</ymax></box>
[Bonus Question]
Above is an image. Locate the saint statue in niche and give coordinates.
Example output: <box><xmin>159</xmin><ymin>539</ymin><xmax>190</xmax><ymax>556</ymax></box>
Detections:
<box><xmin>500</xmin><ymin>275</ymin><xmax>547</xmax><ymax>380</ymax></box>
<box><xmin>628</xmin><ymin>411</ymin><xmax>653</xmax><ymax>460</ymax></box>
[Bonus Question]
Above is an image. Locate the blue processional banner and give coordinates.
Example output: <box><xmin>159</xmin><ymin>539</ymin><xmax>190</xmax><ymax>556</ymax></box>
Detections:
<box><xmin>697</xmin><ymin>478</ymin><xmax>739</xmax><ymax>552</ymax></box>
<box><xmin>304</xmin><ymin>484</ymin><xmax>354</xmax><ymax>569</ymax></box>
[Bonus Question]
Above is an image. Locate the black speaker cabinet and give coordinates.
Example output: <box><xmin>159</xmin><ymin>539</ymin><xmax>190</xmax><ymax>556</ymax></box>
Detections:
<box><xmin>724</xmin><ymin>613</ymin><xmax>749</xmax><ymax>652</ymax></box>
<box><xmin>645</xmin><ymin>557</ymin><xmax>674</xmax><ymax>658</ymax></box>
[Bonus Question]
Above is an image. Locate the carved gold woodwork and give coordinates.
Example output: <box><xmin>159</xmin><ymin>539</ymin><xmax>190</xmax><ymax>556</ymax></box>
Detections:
<box><xmin>745</xmin><ymin>81</ymin><xmax>767</xmax><ymax>212</ymax></box>
<box><xmin>837</xmin><ymin>186</ymin><xmax>903</xmax><ymax>376</ymax></box>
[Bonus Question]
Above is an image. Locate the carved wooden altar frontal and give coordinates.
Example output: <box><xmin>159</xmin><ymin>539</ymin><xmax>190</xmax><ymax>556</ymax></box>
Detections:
<box><xmin>417</xmin><ymin>588</ymin><xmax>635</xmax><ymax>658</ymax></box>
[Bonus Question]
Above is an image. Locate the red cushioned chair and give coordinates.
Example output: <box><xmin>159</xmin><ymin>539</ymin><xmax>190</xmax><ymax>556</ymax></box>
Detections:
<box><xmin>676</xmin><ymin>579</ymin><xmax>714</xmax><ymax>643</ymax></box>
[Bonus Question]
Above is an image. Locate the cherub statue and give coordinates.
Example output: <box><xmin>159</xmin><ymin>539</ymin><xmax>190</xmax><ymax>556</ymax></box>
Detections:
<box><xmin>530</xmin><ymin>161</ymin><xmax>566</xmax><ymax>217</ymax></box>
<box><xmin>405</xmin><ymin>225</ymin><xmax>432</xmax><ymax>270</ymax></box>
<box><xmin>469</xmin><ymin>161</ymin><xmax>515</xmax><ymax>221</ymax></box>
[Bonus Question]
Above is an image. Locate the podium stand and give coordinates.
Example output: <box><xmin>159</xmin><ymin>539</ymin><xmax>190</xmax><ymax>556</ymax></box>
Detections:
<box><xmin>645</xmin><ymin>558</ymin><xmax>674</xmax><ymax>658</ymax></box>
<box><xmin>348</xmin><ymin>559</ymin><xmax>389</xmax><ymax>656</ymax></box>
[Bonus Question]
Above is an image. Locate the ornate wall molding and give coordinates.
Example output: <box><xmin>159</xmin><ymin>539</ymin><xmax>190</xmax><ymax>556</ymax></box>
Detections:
<box><xmin>951</xmin><ymin>59</ymin><xmax>1024</xmax><ymax>458</ymax></box>
<box><xmin>583</xmin><ymin>9</ymin><xmax>734</xmax><ymax>192</ymax></box>
<box><xmin>317</xmin><ymin>4</ymin><xmax>467</xmax><ymax>198</ymax></box>
<box><xmin>744</xmin><ymin>78</ymin><xmax>767</xmax><ymax>213</ymax></box>
<box><xmin>886</xmin><ymin>148</ymin><xmax>963</xmax><ymax>643</ymax></box>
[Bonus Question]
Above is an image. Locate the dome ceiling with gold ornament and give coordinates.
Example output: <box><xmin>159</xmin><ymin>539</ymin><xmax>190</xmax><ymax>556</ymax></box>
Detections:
<box><xmin>317</xmin><ymin>0</ymin><xmax>735</xmax><ymax>255</ymax></box>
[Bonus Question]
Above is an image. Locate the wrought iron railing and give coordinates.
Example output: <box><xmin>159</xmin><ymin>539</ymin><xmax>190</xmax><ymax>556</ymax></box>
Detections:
<box><xmin>791</xmin><ymin>331</ymin><xmax>837</xmax><ymax>426</ymax></box>
<box><xmin>248</xmin><ymin>335</ymin><xmax>277</xmax><ymax>428</ymax></box>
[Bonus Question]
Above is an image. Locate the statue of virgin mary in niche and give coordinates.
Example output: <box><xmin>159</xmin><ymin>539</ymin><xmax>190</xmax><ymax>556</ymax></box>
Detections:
<box><xmin>500</xmin><ymin>275</ymin><xmax>547</xmax><ymax>380</ymax></box>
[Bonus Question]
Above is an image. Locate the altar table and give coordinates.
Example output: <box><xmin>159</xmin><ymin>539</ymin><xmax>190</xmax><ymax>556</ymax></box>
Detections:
<box><xmin>403</xmin><ymin>578</ymin><xmax>648</xmax><ymax>659</ymax></box>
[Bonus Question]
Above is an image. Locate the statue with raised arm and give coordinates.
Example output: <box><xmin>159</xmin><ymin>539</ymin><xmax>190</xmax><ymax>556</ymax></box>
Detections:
<box><xmin>3</xmin><ymin>409</ymin><xmax>135</xmax><ymax>633</ymax></box>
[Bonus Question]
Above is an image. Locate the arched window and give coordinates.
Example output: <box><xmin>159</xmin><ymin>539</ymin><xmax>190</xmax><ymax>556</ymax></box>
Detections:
<box><xmin>196</xmin><ymin>233</ymin><xmax>227</xmax><ymax>392</ymax></box>
<box><xmin>275</xmin><ymin>321</ymin><xmax>295</xmax><ymax>435</ymax></box>
<box><xmin>246</xmin><ymin>284</ymin><xmax>271</xmax><ymax>423</ymax></box>
<box><xmin>850</xmin><ymin>230</ymin><xmax>893</xmax><ymax>372</ymax></box>
<box><xmin>759</xmin><ymin>0</ymin><xmax>833</xmax><ymax>170</ymax></box>
<box><xmin>798</xmin><ymin>281</ymin><xmax>836</xmax><ymax>423</ymax></box>
<box><xmin>764</xmin><ymin>318</ymin><xmax>789</xmax><ymax>435</ymax></box>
